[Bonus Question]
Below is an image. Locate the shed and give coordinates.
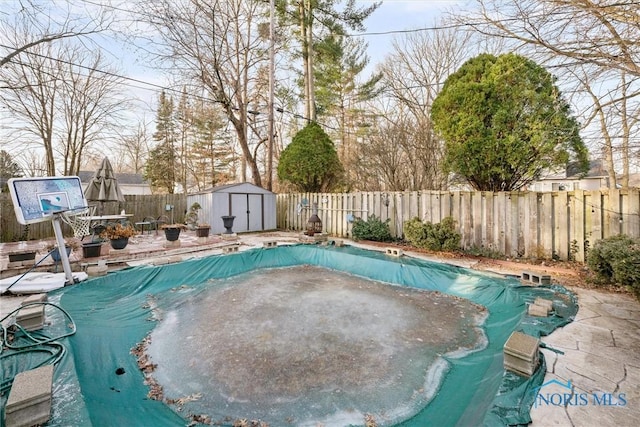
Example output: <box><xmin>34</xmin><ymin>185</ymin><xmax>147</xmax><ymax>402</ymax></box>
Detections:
<box><xmin>187</xmin><ymin>183</ymin><xmax>277</xmax><ymax>234</ymax></box>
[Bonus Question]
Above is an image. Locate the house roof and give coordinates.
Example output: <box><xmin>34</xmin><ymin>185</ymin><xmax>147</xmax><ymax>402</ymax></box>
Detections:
<box><xmin>538</xmin><ymin>160</ymin><xmax>608</xmax><ymax>181</ymax></box>
<box><xmin>566</xmin><ymin>159</ymin><xmax>608</xmax><ymax>179</ymax></box>
<box><xmin>78</xmin><ymin>171</ymin><xmax>149</xmax><ymax>185</ymax></box>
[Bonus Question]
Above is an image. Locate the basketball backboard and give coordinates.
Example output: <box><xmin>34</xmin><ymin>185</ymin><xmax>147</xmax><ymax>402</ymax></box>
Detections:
<box><xmin>8</xmin><ymin>176</ymin><xmax>88</xmax><ymax>225</ymax></box>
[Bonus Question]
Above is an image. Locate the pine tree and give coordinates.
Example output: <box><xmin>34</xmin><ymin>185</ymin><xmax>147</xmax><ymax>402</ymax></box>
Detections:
<box><xmin>276</xmin><ymin>0</ymin><xmax>380</xmax><ymax>121</ymax></box>
<box><xmin>144</xmin><ymin>90</ymin><xmax>177</xmax><ymax>193</ymax></box>
<box><xmin>190</xmin><ymin>103</ymin><xmax>235</xmax><ymax>190</ymax></box>
<box><xmin>0</xmin><ymin>150</ymin><xmax>23</xmax><ymax>192</ymax></box>
<box><xmin>314</xmin><ymin>35</ymin><xmax>382</xmax><ymax>186</ymax></box>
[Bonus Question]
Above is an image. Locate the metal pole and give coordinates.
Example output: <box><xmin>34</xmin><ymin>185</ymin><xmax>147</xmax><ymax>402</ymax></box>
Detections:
<box><xmin>52</xmin><ymin>214</ymin><xmax>75</xmax><ymax>285</ymax></box>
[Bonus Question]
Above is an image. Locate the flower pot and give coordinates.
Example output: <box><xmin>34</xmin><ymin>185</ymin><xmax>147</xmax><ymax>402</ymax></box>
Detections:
<box><xmin>110</xmin><ymin>237</ymin><xmax>129</xmax><ymax>250</ymax></box>
<box><xmin>196</xmin><ymin>226</ymin><xmax>210</xmax><ymax>238</ymax></box>
<box><xmin>164</xmin><ymin>227</ymin><xmax>181</xmax><ymax>241</ymax></box>
<box><xmin>82</xmin><ymin>242</ymin><xmax>103</xmax><ymax>258</ymax></box>
<box><xmin>221</xmin><ymin>215</ymin><xmax>236</xmax><ymax>234</ymax></box>
<box><xmin>51</xmin><ymin>246</ymin><xmax>72</xmax><ymax>262</ymax></box>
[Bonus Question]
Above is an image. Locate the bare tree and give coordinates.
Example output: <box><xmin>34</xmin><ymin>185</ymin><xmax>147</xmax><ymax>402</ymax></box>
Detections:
<box><xmin>1</xmin><ymin>1</ymin><xmax>121</xmax><ymax>175</ymax></box>
<box><xmin>140</xmin><ymin>0</ymin><xmax>271</xmax><ymax>187</ymax></box>
<box><xmin>464</xmin><ymin>0</ymin><xmax>640</xmax><ymax>77</ymax></box>
<box><xmin>567</xmin><ymin>66</ymin><xmax>640</xmax><ymax>188</ymax></box>
<box><xmin>354</xmin><ymin>104</ymin><xmax>448</xmax><ymax>191</ymax></box>
<box><xmin>20</xmin><ymin>149</ymin><xmax>47</xmax><ymax>177</ymax></box>
<box><xmin>0</xmin><ymin>0</ymin><xmax>113</xmax><ymax>68</ymax></box>
<box><xmin>370</xmin><ymin>26</ymin><xmax>484</xmax><ymax>190</ymax></box>
<box><xmin>1</xmin><ymin>41</ymin><xmax>125</xmax><ymax>175</ymax></box>
<box><xmin>115</xmin><ymin>122</ymin><xmax>152</xmax><ymax>174</ymax></box>
<box><xmin>0</xmin><ymin>40</ymin><xmax>60</xmax><ymax>174</ymax></box>
<box><xmin>382</xmin><ymin>28</ymin><xmax>472</xmax><ymax>119</ymax></box>
<box><xmin>357</xmin><ymin>113</ymin><xmax>415</xmax><ymax>191</ymax></box>
<box><xmin>57</xmin><ymin>50</ymin><xmax>125</xmax><ymax>175</ymax></box>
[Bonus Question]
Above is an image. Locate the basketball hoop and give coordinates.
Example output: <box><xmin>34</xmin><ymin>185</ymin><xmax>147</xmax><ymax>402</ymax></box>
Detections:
<box><xmin>8</xmin><ymin>176</ymin><xmax>90</xmax><ymax>286</ymax></box>
<box><xmin>59</xmin><ymin>206</ymin><xmax>96</xmax><ymax>238</ymax></box>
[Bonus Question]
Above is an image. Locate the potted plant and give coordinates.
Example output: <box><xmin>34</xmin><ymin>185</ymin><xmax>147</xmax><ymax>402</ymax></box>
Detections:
<box><xmin>161</xmin><ymin>223</ymin><xmax>186</xmax><ymax>241</ymax></box>
<box><xmin>100</xmin><ymin>223</ymin><xmax>137</xmax><ymax>250</ymax></box>
<box><xmin>196</xmin><ymin>223</ymin><xmax>211</xmax><ymax>238</ymax></box>
<box><xmin>185</xmin><ymin>202</ymin><xmax>202</xmax><ymax>230</ymax></box>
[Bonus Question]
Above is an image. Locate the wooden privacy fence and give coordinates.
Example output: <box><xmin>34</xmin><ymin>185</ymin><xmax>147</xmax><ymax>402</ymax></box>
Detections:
<box><xmin>3</xmin><ymin>189</ymin><xmax>640</xmax><ymax>262</ymax></box>
<box><xmin>0</xmin><ymin>193</ymin><xmax>187</xmax><ymax>242</ymax></box>
<box><xmin>277</xmin><ymin>190</ymin><xmax>640</xmax><ymax>262</ymax></box>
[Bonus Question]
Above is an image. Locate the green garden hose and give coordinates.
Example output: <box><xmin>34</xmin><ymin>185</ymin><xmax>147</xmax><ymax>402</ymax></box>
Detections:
<box><xmin>0</xmin><ymin>301</ymin><xmax>76</xmax><ymax>394</ymax></box>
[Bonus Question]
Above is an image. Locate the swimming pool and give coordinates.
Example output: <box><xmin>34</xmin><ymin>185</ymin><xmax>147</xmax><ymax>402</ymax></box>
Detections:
<box><xmin>3</xmin><ymin>244</ymin><xmax>577</xmax><ymax>426</ymax></box>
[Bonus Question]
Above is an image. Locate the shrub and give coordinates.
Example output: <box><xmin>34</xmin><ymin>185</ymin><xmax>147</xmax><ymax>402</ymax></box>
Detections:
<box><xmin>277</xmin><ymin>121</ymin><xmax>344</xmax><ymax>192</ymax></box>
<box><xmin>464</xmin><ymin>245</ymin><xmax>505</xmax><ymax>260</ymax></box>
<box><xmin>351</xmin><ymin>215</ymin><xmax>392</xmax><ymax>242</ymax></box>
<box><xmin>403</xmin><ymin>217</ymin><xmax>429</xmax><ymax>248</ymax></box>
<box><xmin>403</xmin><ymin>216</ymin><xmax>461</xmax><ymax>252</ymax></box>
<box><xmin>586</xmin><ymin>234</ymin><xmax>640</xmax><ymax>297</ymax></box>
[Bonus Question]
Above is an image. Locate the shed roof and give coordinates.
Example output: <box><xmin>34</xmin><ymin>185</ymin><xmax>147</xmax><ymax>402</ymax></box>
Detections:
<box><xmin>194</xmin><ymin>182</ymin><xmax>275</xmax><ymax>195</ymax></box>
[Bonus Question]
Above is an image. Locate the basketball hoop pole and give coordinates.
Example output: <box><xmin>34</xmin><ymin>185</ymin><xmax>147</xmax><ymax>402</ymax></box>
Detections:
<box><xmin>52</xmin><ymin>213</ymin><xmax>75</xmax><ymax>285</ymax></box>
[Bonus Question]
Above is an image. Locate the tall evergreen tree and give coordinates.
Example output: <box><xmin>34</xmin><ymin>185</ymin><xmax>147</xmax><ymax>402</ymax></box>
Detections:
<box><xmin>313</xmin><ymin>35</ymin><xmax>381</xmax><ymax>186</ymax></box>
<box><xmin>0</xmin><ymin>150</ymin><xmax>23</xmax><ymax>192</ymax></box>
<box><xmin>190</xmin><ymin>102</ymin><xmax>235</xmax><ymax>190</ymax></box>
<box><xmin>145</xmin><ymin>90</ymin><xmax>177</xmax><ymax>193</ymax></box>
<box><xmin>276</xmin><ymin>0</ymin><xmax>380</xmax><ymax>121</ymax></box>
<box><xmin>175</xmin><ymin>87</ymin><xmax>193</xmax><ymax>193</ymax></box>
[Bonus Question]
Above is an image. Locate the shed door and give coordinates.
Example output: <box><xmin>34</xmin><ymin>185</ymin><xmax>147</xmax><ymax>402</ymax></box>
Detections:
<box><xmin>248</xmin><ymin>194</ymin><xmax>263</xmax><ymax>231</ymax></box>
<box><xmin>230</xmin><ymin>193</ymin><xmax>264</xmax><ymax>232</ymax></box>
<box><xmin>230</xmin><ymin>193</ymin><xmax>248</xmax><ymax>233</ymax></box>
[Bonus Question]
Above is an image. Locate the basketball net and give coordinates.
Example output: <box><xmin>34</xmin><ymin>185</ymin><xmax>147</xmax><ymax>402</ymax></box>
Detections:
<box><xmin>59</xmin><ymin>205</ymin><xmax>96</xmax><ymax>238</ymax></box>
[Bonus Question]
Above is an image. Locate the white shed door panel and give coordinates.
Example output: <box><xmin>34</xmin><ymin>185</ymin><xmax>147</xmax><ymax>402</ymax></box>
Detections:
<box><xmin>248</xmin><ymin>194</ymin><xmax>263</xmax><ymax>231</ymax></box>
<box><xmin>230</xmin><ymin>193</ymin><xmax>249</xmax><ymax>233</ymax></box>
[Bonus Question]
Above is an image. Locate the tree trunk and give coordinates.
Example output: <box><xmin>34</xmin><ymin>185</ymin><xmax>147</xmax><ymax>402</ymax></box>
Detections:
<box><xmin>305</xmin><ymin>0</ymin><xmax>316</xmax><ymax>122</ymax></box>
<box><xmin>620</xmin><ymin>72</ymin><xmax>630</xmax><ymax>188</ymax></box>
<box><xmin>300</xmin><ymin>1</ymin><xmax>310</xmax><ymax>120</ymax></box>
